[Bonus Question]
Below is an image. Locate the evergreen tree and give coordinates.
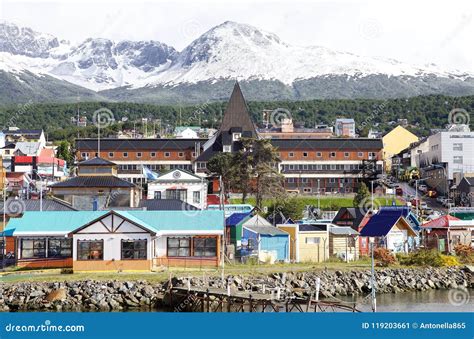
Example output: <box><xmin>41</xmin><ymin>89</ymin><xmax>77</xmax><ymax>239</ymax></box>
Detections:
<box><xmin>353</xmin><ymin>182</ymin><xmax>371</xmax><ymax>208</ymax></box>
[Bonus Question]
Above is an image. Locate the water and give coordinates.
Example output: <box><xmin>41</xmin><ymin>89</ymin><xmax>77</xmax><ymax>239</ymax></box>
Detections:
<box><xmin>337</xmin><ymin>289</ymin><xmax>474</xmax><ymax>312</ymax></box>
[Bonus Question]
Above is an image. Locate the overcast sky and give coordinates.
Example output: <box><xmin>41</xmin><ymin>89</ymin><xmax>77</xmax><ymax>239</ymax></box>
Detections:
<box><xmin>0</xmin><ymin>0</ymin><xmax>472</xmax><ymax>72</ymax></box>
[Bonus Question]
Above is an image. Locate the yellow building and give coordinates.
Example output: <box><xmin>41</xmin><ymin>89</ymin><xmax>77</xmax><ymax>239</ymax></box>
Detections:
<box><xmin>277</xmin><ymin>224</ymin><xmax>329</xmax><ymax>263</ymax></box>
<box><xmin>382</xmin><ymin>125</ymin><xmax>419</xmax><ymax>171</ymax></box>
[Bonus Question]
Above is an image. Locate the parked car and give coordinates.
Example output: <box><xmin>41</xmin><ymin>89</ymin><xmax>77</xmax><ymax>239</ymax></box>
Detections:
<box><xmin>395</xmin><ymin>187</ymin><xmax>403</xmax><ymax>196</ymax></box>
<box><xmin>422</xmin><ymin>207</ymin><xmax>434</xmax><ymax>215</ymax></box>
<box><xmin>436</xmin><ymin>196</ymin><xmax>446</xmax><ymax>203</ymax></box>
<box><xmin>442</xmin><ymin>199</ymin><xmax>453</xmax><ymax>207</ymax></box>
<box><xmin>418</xmin><ymin>184</ymin><xmax>428</xmax><ymax>192</ymax></box>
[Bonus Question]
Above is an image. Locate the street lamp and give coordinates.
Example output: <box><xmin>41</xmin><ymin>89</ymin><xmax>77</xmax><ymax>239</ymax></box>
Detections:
<box><xmin>33</xmin><ymin>170</ymin><xmax>45</xmax><ymax>212</ymax></box>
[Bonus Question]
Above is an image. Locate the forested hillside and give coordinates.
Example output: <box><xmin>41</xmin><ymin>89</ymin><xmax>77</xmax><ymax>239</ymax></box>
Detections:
<box><xmin>0</xmin><ymin>94</ymin><xmax>472</xmax><ymax>141</ymax></box>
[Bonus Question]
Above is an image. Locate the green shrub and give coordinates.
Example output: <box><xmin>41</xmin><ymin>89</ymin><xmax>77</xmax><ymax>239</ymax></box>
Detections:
<box><xmin>440</xmin><ymin>255</ymin><xmax>461</xmax><ymax>267</ymax></box>
<box><xmin>396</xmin><ymin>249</ymin><xmax>444</xmax><ymax>267</ymax></box>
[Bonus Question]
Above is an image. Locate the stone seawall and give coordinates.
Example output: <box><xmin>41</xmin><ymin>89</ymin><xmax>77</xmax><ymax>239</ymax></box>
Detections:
<box><xmin>0</xmin><ymin>267</ymin><xmax>471</xmax><ymax>312</ymax></box>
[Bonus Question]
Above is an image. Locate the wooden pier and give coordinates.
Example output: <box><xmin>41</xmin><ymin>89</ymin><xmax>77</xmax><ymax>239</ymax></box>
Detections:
<box><xmin>169</xmin><ymin>286</ymin><xmax>360</xmax><ymax>313</ymax></box>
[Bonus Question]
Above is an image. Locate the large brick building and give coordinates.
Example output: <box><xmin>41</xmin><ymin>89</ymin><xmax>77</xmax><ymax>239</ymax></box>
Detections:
<box><xmin>76</xmin><ymin>82</ymin><xmax>383</xmax><ymax>193</ymax></box>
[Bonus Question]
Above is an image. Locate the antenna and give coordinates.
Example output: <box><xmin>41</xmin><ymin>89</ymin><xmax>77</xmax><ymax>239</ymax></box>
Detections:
<box><xmin>97</xmin><ymin>121</ymin><xmax>101</xmax><ymax>157</ymax></box>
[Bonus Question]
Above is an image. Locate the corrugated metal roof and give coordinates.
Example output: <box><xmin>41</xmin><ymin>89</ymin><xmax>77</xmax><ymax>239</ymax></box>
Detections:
<box><xmin>79</xmin><ymin>157</ymin><xmax>116</xmax><ymax>166</ymax></box>
<box><xmin>2</xmin><ymin>210</ymin><xmax>224</xmax><ymax>236</ymax></box>
<box><xmin>138</xmin><ymin>199</ymin><xmax>199</xmax><ymax>211</ymax></box>
<box><xmin>421</xmin><ymin>215</ymin><xmax>460</xmax><ymax>229</ymax></box>
<box><xmin>51</xmin><ymin>176</ymin><xmax>134</xmax><ymax>188</ymax></box>
<box><xmin>271</xmin><ymin>138</ymin><xmax>383</xmax><ymax>150</ymax></box>
<box><xmin>124</xmin><ymin>210</ymin><xmax>224</xmax><ymax>232</ymax></box>
<box><xmin>0</xmin><ymin>199</ymin><xmax>76</xmax><ymax>213</ymax></box>
<box><xmin>226</xmin><ymin>212</ymin><xmax>251</xmax><ymax>226</ymax></box>
<box><xmin>329</xmin><ymin>226</ymin><xmax>359</xmax><ymax>235</ymax></box>
<box><xmin>76</xmin><ymin>138</ymin><xmax>206</xmax><ymax>151</ymax></box>
<box><xmin>3</xmin><ymin>211</ymin><xmax>106</xmax><ymax>236</ymax></box>
<box><xmin>244</xmin><ymin>225</ymin><xmax>289</xmax><ymax>236</ymax></box>
<box><xmin>299</xmin><ymin>224</ymin><xmax>328</xmax><ymax>232</ymax></box>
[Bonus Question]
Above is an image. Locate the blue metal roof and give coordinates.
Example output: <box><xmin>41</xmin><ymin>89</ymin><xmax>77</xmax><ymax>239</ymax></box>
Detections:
<box><xmin>226</xmin><ymin>212</ymin><xmax>251</xmax><ymax>226</ymax></box>
<box><xmin>359</xmin><ymin>214</ymin><xmax>402</xmax><ymax>237</ymax></box>
<box><xmin>2</xmin><ymin>211</ymin><xmax>107</xmax><ymax>236</ymax></box>
<box><xmin>1</xmin><ymin>210</ymin><xmax>224</xmax><ymax>236</ymax></box>
<box><xmin>378</xmin><ymin>206</ymin><xmax>421</xmax><ymax>230</ymax></box>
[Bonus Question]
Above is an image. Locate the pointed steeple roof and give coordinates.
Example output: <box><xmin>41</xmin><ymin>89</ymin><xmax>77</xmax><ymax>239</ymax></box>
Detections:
<box><xmin>219</xmin><ymin>82</ymin><xmax>256</xmax><ymax>136</ymax></box>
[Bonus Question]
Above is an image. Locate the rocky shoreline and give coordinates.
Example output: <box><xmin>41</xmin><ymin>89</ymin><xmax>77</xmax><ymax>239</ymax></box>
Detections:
<box><xmin>0</xmin><ymin>266</ymin><xmax>471</xmax><ymax>312</ymax></box>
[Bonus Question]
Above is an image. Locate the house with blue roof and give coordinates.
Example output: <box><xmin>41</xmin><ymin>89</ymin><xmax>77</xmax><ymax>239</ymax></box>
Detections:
<box><xmin>225</xmin><ymin>212</ymin><xmax>252</xmax><ymax>248</ymax></box>
<box><xmin>359</xmin><ymin>208</ymin><xmax>418</xmax><ymax>254</ymax></box>
<box><xmin>1</xmin><ymin>209</ymin><xmax>224</xmax><ymax>271</ymax></box>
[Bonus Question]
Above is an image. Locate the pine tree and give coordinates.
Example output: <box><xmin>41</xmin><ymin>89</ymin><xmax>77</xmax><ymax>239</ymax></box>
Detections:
<box><xmin>353</xmin><ymin>182</ymin><xmax>370</xmax><ymax>207</ymax></box>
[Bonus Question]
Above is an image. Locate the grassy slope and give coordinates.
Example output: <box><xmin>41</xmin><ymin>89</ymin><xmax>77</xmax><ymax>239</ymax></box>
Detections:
<box><xmin>230</xmin><ymin>196</ymin><xmax>402</xmax><ymax>211</ymax></box>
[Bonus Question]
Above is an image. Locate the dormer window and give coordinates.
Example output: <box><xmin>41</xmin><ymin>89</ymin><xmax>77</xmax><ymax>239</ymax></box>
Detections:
<box><xmin>223</xmin><ymin>145</ymin><xmax>231</xmax><ymax>153</ymax></box>
<box><xmin>233</xmin><ymin>133</ymin><xmax>241</xmax><ymax>141</ymax></box>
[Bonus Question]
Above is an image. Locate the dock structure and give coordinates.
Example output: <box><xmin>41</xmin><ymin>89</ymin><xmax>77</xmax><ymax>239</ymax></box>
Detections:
<box><xmin>169</xmin><ymin>286</ymin><xmax>360</xmax><ymax>313</ymax></box>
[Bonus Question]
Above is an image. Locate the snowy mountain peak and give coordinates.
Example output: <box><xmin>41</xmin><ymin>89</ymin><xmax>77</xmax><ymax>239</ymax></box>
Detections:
<box><xmin>0</xmin><ymin>20</ymin><xmax>472</xmax><ymax>98</ymax></box>
<box><xmin>0</xmin><ymin>22</ymin><xmax>59</xmax><ymax>58</ymax></box>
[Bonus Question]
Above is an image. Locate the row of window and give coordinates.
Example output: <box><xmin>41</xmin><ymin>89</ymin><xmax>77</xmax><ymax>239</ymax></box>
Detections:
<box><xmin>282</xmin><ymin>151</ymin><xmax>378</xmax><ymax>158</ymax></box>
<box><xmin>290</xmin><ymin>187</ymin><xmax>355</xmax><ymax>193</ymax></box>
<box><xmin>20</xmin><ymin>237</ymin><xmax>218</xmax><ymax>261</ymax></box>
<box><xmin>281</xmin><ymin>164</ymin><xmax>365</xmax><ymax>171</ymax></box>
<box><xmin>77</xmin><ymin>239</ymin><xmax>147</xmax><ymax>260</ymax></box>
<box><xmin>20</xmin><ymin>238</ymin><xmax>72</xmax><ymax>259</ymax></box>
<box><xmin>166</xmin><ymin>237</ymin><xmax>217</xmax><ymax>257</ymax></box>
<box><xmin>118</xmin><ymin>164</ymin><xmax>193</xmax><ymax>172</ymax></box>
<box><xmin>81</xmin><ymin>151</ymin><xmax>193</xmax><ymax>159</ymax></box>
<box><xmin>153</xmin><ymin>190</ymin><xmax>201</xmax><ymax>204</ymax></box>
<box><xmin>286</xmin><ymin>177</ymin><xmax>357</xmax><ymax>184</ymax></box>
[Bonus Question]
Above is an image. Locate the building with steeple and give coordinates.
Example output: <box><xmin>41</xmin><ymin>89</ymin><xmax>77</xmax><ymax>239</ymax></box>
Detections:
<box><xmin>194</xmin><ymin>82</ymin><xmax>257</xmax><ymax>173</ymax></box>
<box><xmin>75</xmin><ymin>82</ymin><xmax>384</xmax><ymax>195</ymax></box>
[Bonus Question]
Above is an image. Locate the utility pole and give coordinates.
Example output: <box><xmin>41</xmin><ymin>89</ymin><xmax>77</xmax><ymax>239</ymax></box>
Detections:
<box><xmin>317</xmin><ymin>179</ymin><xmax>321</xmax><ymax>212</ymax></box>
<box><xmin>371</xmin><ymin>180</ymin><xmax>374</xmax><ymax>211</ymax></box>
<box><xmin>370</xmin><ymin>237</ymin><xmax>376</xmax><ymax>312</ymax></box>
<box><xmin>415</xmin><ymin>179</ymin><xmax>419</xmax><ymax>218</ymax></box>
<box><xmin>219</xmin><ymin>176</ymin><xmax>225</xmax><ymax>272</ymax></box>
<box><xmin>2</xmin><ymin>183</ymin><xmax>6</xmax><ymax>271</ymax></box>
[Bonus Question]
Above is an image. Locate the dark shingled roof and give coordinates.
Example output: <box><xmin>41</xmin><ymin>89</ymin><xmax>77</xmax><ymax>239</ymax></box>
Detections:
<box><xmin>196</xmin><ymin>83</ymin><xmax>257</xmax><ymax>162</ymax></box>
<box><xmin>271</xmin><ymin>138</ymin><xmax>383</xmax><ymax>150</ymax></box>
<box><xmin>299</xmin><ymin>224</ymin><xmax>328</xmax><ymax>232</ymax></box>
<box><xmin>79</xmin><ymin>157</ymin><xmax>116</xmax><ymax>166</ymax></box>
<box><xmin>138</xmin><ymin>199</ymin><xmax>199</xmax><ymax>211</ymax></box>
<box><xmin>76</xmin><ymin>138</ymin><xmax>206</xmax><ymax>151</ymax></box>
<box><xmin>0</xmin><ymin>198</ymin><xmax>77</xmax><ymax>213</ymax></box>
<box><xmin>2</xmin><ymin>129</ymin><xmax>43</xmax><ymax>136</ymax></box>
<box><xmin>332</xmin><ymin>207</ymin><xmax>366</xmax><ymax>230</ymax></box>
<box><xmin>50</xmin><ymin>176</ymin><xmax>135</xmax><ymax>188</ymax></box>
<box><xmin>219</xmin><ymin>82</ymin><xmax>257</xmax><ymax>136</ymax></box>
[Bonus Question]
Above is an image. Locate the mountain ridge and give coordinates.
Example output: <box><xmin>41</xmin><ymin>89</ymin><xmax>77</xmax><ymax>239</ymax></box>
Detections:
<box><xmin>0</xmin><ymin>20</ymin><xmax>473</xmax><ymax>104</ymax></box>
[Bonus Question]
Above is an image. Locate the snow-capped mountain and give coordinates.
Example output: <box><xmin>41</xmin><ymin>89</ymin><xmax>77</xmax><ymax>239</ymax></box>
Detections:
<box><xmin>0</xmin><ymin>21</ymin><xmax>60</xmax><ymax>58</ymax></box>
<box><xmin>0</xmin><ymin>20</ymin><xmax>473</xmax><ymax>104</ymax></box>
<box><xmin>149</xmin><ymin>21</ymin><xmax>468</xmax><ymax>86</ymax></box>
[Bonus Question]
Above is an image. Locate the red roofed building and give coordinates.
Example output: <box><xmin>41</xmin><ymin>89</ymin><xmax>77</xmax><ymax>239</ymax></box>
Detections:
<box><xmin>421</xmin><ymin>215</ymin><xmax>473</xmax><ymax>253</ymax></box>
